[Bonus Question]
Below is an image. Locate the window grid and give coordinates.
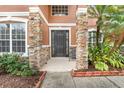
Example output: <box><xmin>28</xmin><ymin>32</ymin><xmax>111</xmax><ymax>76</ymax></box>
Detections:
<box><xmin>120</xmin><ymin>45</ymin><xmax>124</xmax><ymax>53</ymax></box>
<box><xmin>0</xmin><ymin>24</ymin><xmax>10</xmax><ymax>52</ymax></box>
<box><xmin>0</xmin><ymin>23</ymin><xmax>26</xmax><ymax>54</ymax></box>
<box><xmin>88</xmin><ymin>30</ymin><xmax>103</xmax><ymax>47</ymax></box>
<box><xmin>52</xmin><ymin>5</ymin><xmax>68</xmax><ymax>16</ymax></box>
<box><xmin>12</xmin><ymin>23</ymin><xmax>25</xmax><ymax>53</ymax></box>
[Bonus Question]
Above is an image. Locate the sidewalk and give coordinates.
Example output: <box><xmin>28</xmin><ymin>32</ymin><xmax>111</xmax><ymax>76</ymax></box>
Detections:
<box><xmin>41</xmin><ymin>72</ymin><xmax>124</xmax><ymax>88</ymax></box>
<box><xmin>40</xmin><ymin>57</ymin><xmax>76</xmax><ymax>72</ymax></box>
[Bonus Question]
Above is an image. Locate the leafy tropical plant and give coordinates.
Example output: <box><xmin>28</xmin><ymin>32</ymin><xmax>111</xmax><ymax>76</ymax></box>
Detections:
<box><xmin>88</xmin><ymin>5</ymin><xmax>123</xmax><ymax>48</ymax></box>
<box><xmin>103</xmin><ymin>11</ymin><xmax>124</xmax><ymax>52</ymax></box>
<box><xmin>0</xmin><ymin>53</ymin><xmax>38</xmax><ymax>76</ymax></box>
<box><xmin>89</xmin><ymin>43</ymin><xmax>124</xmax><ymax>71</ymax></box>
<box><xmin>88</xmin><ymin>5</ymin><xmax>124</xmax><ymax>71</ymax></box>
<box><xmin>95</xmin><ymin>62</ymin><xmax>109</xmax><ymax>71</ymax></box>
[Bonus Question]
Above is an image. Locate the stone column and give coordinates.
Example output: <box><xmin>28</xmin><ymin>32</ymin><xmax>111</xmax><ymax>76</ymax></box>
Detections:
<box><xmin>76</xmin><ymin>8</ymin><xmax>88</xmax><ymax>70</ymax></box>
<box><xmin>28</xmin><ymin>7</ymin><xmax>43</xmax><ymax>70</ymax></box>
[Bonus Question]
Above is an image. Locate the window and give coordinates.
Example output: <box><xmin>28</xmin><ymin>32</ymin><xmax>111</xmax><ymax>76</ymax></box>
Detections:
<box><xmin>0</xmin><ymin>24</ymin><xmax>10</xmax><ymax>52</ymax></box>
<box><xmin>12</xmin><ymin>23</ymin><xmax>25</xmax><ymax>53</ymax></box>
<box><xmin>88</xmin><ymin>30</ymin><xmax>103</xmax><ymax>47</ymax></box>
<box><xmin>119</xmin><ymin>45</ymin><xmax>124</xmax><ymax>55</ymax></box>
<box><xmin>0</xmin><ymin>22</ymin><xmax>26</xmax><ymax>54</ymax></box>
<box><xmin>51</xmin><ymin>5</ymin><xmax>68</xmax><ymax>16</ymax></box>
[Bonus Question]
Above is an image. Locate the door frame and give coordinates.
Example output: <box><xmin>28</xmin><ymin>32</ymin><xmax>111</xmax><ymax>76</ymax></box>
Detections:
<box><xmin>49</xmin><ymin>27</ymin><xmax>71</xmax><ymax>57</ymax></box>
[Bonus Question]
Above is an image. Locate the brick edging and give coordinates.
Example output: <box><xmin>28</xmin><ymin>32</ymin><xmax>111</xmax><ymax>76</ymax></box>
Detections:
<box><xmin>35</xmin><ymin>71</ymin><xmax>47</xmax><ymax>88</ymax></box>
<box><xmin>71</xmin><ymin>69</ymin><xmax>124</xmax><ymax>77</ymax></box>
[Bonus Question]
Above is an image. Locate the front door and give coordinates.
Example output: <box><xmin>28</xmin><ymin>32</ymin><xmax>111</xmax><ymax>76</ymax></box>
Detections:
<box><xmin>51</xmin><ymin>30</ymin><xmax>69</xmax><ymax>57</ymax></box>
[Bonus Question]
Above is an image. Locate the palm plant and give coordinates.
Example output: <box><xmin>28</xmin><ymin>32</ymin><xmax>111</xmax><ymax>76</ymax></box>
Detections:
<box><xmin>88</xmin><ymin>5</ymin><xmax>119</xmax><ymax>49</ymax></box>
<box><xmin>103</xmin><ymin>6</ymin><xmax>124</xmax><ymax>33</ymax></box>
<box><xmin>88</xmin><ymin>5</ymin><xmax>124</xmax><ymax>71</ymax></box>
<box><xmin>103</xmin><ymin>6</ymin><xmax>124</xmax><ymax>51</ymax></box>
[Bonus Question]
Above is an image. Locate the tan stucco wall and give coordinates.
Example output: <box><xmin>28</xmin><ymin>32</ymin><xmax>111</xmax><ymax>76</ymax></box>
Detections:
<box><xmin>71</xmin><ymin>26</ymin><xmax>76</xmax><ymax>45</ymax></box>
<box><xmin>0</xmin><ymin>5</ymin><xmax>29</xmax><ymax>12</ymax></box>
<box><xmin>48</xmin><ymin>5</ymin><xmax>76</xmax><ymax>23</ymax></box>
<box><xmin>39</xmin><ymin>5</ymin><xmax>49</xmax><ymax>21</ymax></box>
<box><xmin>42</xmin><ymin>22</ymin><xmax>49</xmax><ymax>45</ymax></box>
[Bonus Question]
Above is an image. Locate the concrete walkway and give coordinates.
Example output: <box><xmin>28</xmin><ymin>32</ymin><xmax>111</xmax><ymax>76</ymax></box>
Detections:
<box><xmin>40</xmin><ymin>57</ymin><xmax>76</xmax><ymax>72</ymax></box>
<box><xmin>42</xmin><ymin>72</ymin><xmax>124</xmax><ymax>88</ymax></box>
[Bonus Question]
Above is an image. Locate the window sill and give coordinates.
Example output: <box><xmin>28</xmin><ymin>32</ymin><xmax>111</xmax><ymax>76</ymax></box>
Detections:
<box><xmin>52</xmin><ymin>14</ymin><xmax>68</xmax><ymax>16</ymax></box>
<box><xmin>0</xmin><ymin>52</ymin><xmax>28</xmax><ymax>57</ymax></box>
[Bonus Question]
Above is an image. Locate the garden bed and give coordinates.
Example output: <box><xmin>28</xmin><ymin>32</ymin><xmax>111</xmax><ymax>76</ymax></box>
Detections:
<box><xmin>72</xmin><ymin>65</ymin><xmax>124</xmax><ymax>77</ymax></box>
<box><xmin>0</xmin><ymin>71</ymin><xmax>46</xmax><ymax>88</ymax></box>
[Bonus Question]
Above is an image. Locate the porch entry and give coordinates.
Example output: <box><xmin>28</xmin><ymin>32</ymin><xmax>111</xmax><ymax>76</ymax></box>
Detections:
<box><xmin>51</xmin><ymin>30</ymin><xmax>69</xmax><ymax>57</ymax></box>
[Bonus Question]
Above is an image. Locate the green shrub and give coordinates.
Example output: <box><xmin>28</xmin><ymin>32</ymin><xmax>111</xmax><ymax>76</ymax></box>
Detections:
<box><xmin>89</xmin><ymin>43</ymin><xmax>124</xmax><ymax>71</ymax></box>
<box><xmin>95</xmin><ymin>62</ymin><xmax>109</xmax><ymax>71</ymax></box>
<box><xmin>0</xmin><ymin>53</ymin><xmax>38</xmax><ymax>76</ymax></box>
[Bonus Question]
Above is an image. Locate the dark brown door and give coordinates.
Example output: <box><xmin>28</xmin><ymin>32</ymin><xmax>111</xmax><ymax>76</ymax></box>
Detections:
<box><xmin>51</xmin><ymin>30</ymin><xmax>69</xmax><ymax>57</ymax></box>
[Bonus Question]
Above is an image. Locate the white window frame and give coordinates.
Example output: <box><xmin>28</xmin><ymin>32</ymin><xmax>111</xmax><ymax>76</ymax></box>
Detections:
<box><xmin>119</xmin><ymin>43</ymin><xmax>124</xmax><ymax>52</ymax></box>
<box><xmin>0</xmin><ymin>24</ymin><xmax>10</xmax><ymax>53</ymax></box>
<box><xmin>51</xmin><ymin>5</ymin><xmax>68</xmax><ymax>16</ymax></box>
<box><xmin>88</xmin><ymin>28</ymin><xmax>103</xmax><ymax>46</ymax></box>
<box><xmin>0</xmin><ymin>17</ymin><xmax>28</xmax><ymax>57</ymax></box>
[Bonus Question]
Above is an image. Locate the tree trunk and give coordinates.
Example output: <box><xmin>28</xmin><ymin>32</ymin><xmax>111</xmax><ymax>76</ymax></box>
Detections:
<box><xmin>110</xmin><ymin>32</ymin><xmax>124</xmax><ymax>53</ymax></box>
<box><xmin>96</xmin><ymin>25</ymin><xmax>100</xmax><ymax>48</ymax></box>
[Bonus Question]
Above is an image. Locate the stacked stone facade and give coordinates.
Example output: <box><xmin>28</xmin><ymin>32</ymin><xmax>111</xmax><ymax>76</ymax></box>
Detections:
<box><xmin>41</xmin><ymin>47</ymin><xmax>50</xmax><ymax>64</ymax></box>
<box><xmin>76</xmin><ymin>8</ymin><xmax>88</xmax><ymax>70</ymax></box>
<box><xmin>69</xmin><ymin>47</ymin><xmax>76</xmax><ymax>59</ymax></box>
<box><xmin>28</xmin><ymin>11</ymin><xmax>44</xmax><ymax>70</ymax></box>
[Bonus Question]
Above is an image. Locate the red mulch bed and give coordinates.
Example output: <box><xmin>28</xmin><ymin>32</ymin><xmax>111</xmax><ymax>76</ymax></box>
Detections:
<box><xmin>0</xmin><ymin>72</ymin><xmax>40</xmax><ymax>88</ymax></box>
<box><xmin>72</xmin><ymin>65</ymin><xmax>124</xmax><ymax>77</ymax></box>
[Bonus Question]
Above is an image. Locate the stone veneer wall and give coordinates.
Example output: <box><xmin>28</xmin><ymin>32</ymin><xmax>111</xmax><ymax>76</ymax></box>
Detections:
<box><xmin>28</xmin><ymin>12</ymin><xmax>44</xmax><ymax>70</ymax></box>
<box><xmin>76</xmin><ymin>8</ymin><xmax>88</xmax><ymax>70</ymax></box>
<box><xmin>69</xmin><ymin>47</ymin><xmax>76</xmax><ymax>59</ymax></box>
<box><xmin>41</xmin><ymin>47</ymin><xmax>50</xmax><ymax>64</ymax></box>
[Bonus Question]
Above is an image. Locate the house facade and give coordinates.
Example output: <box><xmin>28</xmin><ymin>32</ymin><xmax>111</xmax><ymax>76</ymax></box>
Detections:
<box><xmin>0</xmin><ymin>5</ymin><xmax>97</xmax><ymax>70</ymax></box>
